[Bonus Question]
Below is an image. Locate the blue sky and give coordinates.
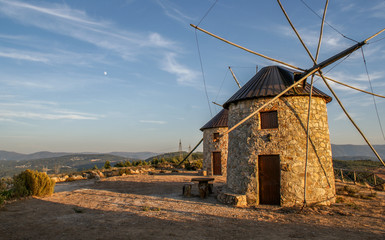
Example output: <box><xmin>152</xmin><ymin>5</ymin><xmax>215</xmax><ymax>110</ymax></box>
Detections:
<box><xmin>0</xmin><ymin>0</ymin><xmax>384</xmax><ymax>154</ymax></box>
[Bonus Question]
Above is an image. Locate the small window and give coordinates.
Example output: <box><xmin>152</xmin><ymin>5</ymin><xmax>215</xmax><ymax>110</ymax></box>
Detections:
<box><xmin>260</xmin><ymin>111</ymin><xmax>278</xmax><ymax>129</ymax></box>
<box><xmin>213</xmin><ymin>132</ymin><xmax>220</xmax><ymax>142</ymax></box>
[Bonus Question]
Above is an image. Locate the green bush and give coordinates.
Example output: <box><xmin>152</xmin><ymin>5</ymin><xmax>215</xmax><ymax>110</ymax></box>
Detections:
<box><xmin>13</xmin><ymin>170</ymin><xmax>55</xmax><ymax>197</ymax></box>
<box><xmin>185</xmin><ymin>159</ymin><xmax>203</xmax><ymax>170</ymax></box>
<box><xmin>104</xmin><ymin>161</ymin><xmax>111</xmax><ymax>169</ymax></box>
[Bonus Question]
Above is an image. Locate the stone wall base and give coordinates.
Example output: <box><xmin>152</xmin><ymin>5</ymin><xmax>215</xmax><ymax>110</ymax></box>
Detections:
<box><xmin>217</xmin><ymin>191</ymin><xmax>247</xmax><ymax>207</ymax></box>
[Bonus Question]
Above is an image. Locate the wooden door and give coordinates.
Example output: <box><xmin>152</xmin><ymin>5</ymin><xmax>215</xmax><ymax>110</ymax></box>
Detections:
<box><xmin>212</xmin><ymin>152</ymin><xmax>222</xmax><ymax>175</ymax></box>
<box><xmin>258</xmin><ymin>155</ymin><xmax>280</xmax><ymax>205</ymax></box>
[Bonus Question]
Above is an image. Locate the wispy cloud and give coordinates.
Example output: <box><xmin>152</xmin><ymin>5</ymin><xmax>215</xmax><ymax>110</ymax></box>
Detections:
<box><xmin>0</xmin><ymin>99</ymin><xmax>102</xmax><ymax>121</ymax></box>
<box><xmin>275</xmin><ymin>24</ymin><xmax>350</xmax><ymax>53</ymax></box>
<box><xmin>368</xmin><ymin>2</ymin><xmax>385</xmax><ymax>19</ymax></box>
<box><xmin>139</xmin><ymin>120</ymin><xmax>167</xmax><ymax>125</ymax></box>
<box><xmin>0</xmin><ymin>50</ymin><xmax>49</xmax><ymax>62</ymax></box>
<box><xmin>327</xmin><ymin>71</ymin><xmax>385</xmax><ymax>90</ymax></box>
<box><xmin>0</xmin><ymin>0</ymin><xmax>194</xmax><ymax>84</ymax></box>
<box><xmin>0</xmin><ymin>0</ymin><xmax>175</xmax><ymax>59</ymax></box>
<box><xmin>161</xmin><ymin>53</ymin><xmax>199</xmax><ymax>86</ymax></box>
<box><xmin>0</xmin><ymin>111</ymin><xmax>99</xmax><ymax>120</ymax></box>
<box><xmin>156</xmin><ymin>0</ymin><xmax>195</xmax><ymax>25</ymax></box>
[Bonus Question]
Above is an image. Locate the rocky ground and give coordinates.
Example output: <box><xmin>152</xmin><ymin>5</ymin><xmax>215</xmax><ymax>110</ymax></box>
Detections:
<box><xmin>0</xmin><ymin>172</ymin><xmax>384</xmax><ymax>240</ymax></box>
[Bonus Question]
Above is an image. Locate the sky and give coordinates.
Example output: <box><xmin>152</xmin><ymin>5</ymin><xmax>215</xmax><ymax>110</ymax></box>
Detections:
<box><xmin>0</xmin><ymin>0</ymin><xmax>385</xmax><ymax>154</ymax></box>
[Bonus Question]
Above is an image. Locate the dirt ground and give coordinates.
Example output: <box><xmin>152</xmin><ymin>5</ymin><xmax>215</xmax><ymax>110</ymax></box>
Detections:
<box><xmin>0</xmin><ymin>172</ymin><xmax>384</xmax><ymax>240</ymax></box>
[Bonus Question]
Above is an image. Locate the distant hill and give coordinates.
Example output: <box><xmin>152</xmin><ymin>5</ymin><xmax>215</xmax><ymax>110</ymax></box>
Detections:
<box><xmin>108</xmin><ymin>152</ymin><xmax>158</xmax><ymax>160</ymax></box>
<box><xmin>0</xmin><ymin>154</ymin><xmax>131</xmax><ymax>178</ymax></box>
<box><xmin>0</xmin><ymin>150</ymin><xmax>73</xmax><ymax>161</ymax></box>
<box><xmin>145</xmin><ymin>151</ymin><xmax>203</xmax><ymax>162</ymax></box>
<box><xmin>332</xmin><ymin>144</ymin><xmax>385</xmax><ymax>160</ymax></box>
<box><xmin>333</xmin><ymin>159</ymin><xmax>382</xmax><ymax>171</ymax></box>
<box><xmin>0</xmin><ymin>150</ymin><xmax>159</xmax><ymax>162</ymax></box>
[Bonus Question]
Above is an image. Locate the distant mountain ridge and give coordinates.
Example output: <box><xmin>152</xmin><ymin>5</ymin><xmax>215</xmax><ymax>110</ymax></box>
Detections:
<box><xmin>0</xmin><ymin>150</ymin><xmax>159</xmax><ymax>161</ymax></box>
<box><xmin>2</xmin><ymin>144</ymin><xmax>384</xmax><ymax>162</ymax></box>
<box><xmin>331</xmin><ymin>144</ymin><xmax>385</xmax><ymax>160</ymax></box>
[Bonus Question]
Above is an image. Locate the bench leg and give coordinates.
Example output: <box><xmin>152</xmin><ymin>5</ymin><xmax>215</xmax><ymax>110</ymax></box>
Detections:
<box><xmin>208</xmin><ymin>183</ymin><xmax>213</xmax><ymax>194</ymax></box>
<box><xmin>198</xmin><ymin>182</ymin><xmax>209</xmax><ymax>198</ymax></box>
<box><xmin>183</xmin><ymin>184</ymin><xmax>192</xmax><ymax>197</ymax></box>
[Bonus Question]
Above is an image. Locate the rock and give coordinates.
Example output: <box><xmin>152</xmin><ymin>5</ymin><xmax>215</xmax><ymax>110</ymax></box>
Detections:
<box><xmin>217</xmin><ymin>192</ymin><xmax>247</xmax><ymax>207</ymax></box>
<box><xmin>50</xmin><ymin>177</ymin><xmax>60</xmax><ymax>183</ymax></box>
<box><xmin>94</xmin><ymin>175</ymin><xmax>101</xmax><ymax>181</ymax></box>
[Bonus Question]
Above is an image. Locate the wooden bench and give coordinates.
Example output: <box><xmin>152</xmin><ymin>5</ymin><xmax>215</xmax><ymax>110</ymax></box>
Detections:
<box><xmin>191</xmin><ymin>177</ymin><xmax>215</xmax><ymax>198</ymax></box>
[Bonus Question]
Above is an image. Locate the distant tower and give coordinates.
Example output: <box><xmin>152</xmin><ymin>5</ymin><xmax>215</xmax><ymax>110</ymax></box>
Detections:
<box><xmin>178</xmin><ymin>139</ymin><xmax>183</xmax><ymax>160</ymax></box>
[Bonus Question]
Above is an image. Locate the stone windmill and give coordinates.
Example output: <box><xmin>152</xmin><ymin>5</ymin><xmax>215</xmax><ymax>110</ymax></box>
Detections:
<box><xmin>190</xmin><ymin>0</ymin><xmax>385</xmax><ymax>206</ymax></box>
<box><xmin>200</xmin><ymin>109</ymin><xmax>228</xmax><ymax>176</ymax></box>
<box><xmin>222</xmin><ymin>65</ymin><xmax>334</xmax><ymax>206</ymax></box>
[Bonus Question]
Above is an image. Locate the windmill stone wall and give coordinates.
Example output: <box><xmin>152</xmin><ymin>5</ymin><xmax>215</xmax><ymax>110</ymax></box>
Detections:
<box><xmin>200</xmin><ymin>109</ymin><xmax>229</xmax><ymax>176</ymax></box>
<box><xmin>202</xmin><ymin>127</ymin><xmax>228</xmax><ymax>176</ymax></box>
<box><xmin>226</xmin><ymin>96</ymin><xmax>335</xmax><ymax>206</ymax></box>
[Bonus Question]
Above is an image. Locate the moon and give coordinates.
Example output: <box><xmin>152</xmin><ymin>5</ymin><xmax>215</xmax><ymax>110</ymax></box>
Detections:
<box><xmin>104</xmin><ymin>71</ymin><xmax>107</xmax><ymax>76</ymax></box>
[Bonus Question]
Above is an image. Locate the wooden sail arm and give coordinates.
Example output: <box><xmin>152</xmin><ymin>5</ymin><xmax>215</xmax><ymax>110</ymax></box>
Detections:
<box><xmin>323</xmin><ymin>76</ymin><xmax>385</xmax><ymax>99</ymax></box>
<box><xmin>190</xmin><ymin>24</ymin><xmax>304</xmax><ymax>72</ymax></box>
<box><xmin>212</xmin><ymin>101</ymin><xmax>223</xmax><ymax>107</ymax></box>
<box><xmin>276</xmin><ymin>0</ymin><xmax>385</xmax><ymax>167</ymax></box>
<box><xmin>190</xmin><ymin>24</ymin><xmax>385</xmax><ymax>99</ymax></box>
<box><xmin>228</xmin><ymin>67</ymin><xmax>242</xmax><ymax>89</ymax></box>
<box><xmin>318</xmin><ymin>71</ymin><xmax>385</xmax><ymax>167</ymax></box>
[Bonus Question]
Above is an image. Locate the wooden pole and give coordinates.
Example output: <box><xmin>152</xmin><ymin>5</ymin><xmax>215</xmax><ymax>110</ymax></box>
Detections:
<box><xmin>319</xmin><ymin>73</ymin><xmax>385</xmax><ymax>167</ymax></box>
<box><xmin>340</xmin><ymin>169</ymin><xmax>344</xmax><ymax>182</ymax></box>
<box><xmin>176</xmin><ymin>138</ymin><xmax>203</xmax><ymax>167</ymax></box>
<box><xmin>229</xmin><ymin>67</ymin><xmax>242</xmax><ymax>89</ymax></box>
<box><xmin>373</xmin><ymin>174</ymin><xmax>377</xmax><ymax>186</ymax></box>
<box><xmin>364</xmin><ymin>28</ymin><xmax>385</xmax><ymax>43</ymax></box>
<box><xmin>212</xmin><ymin>101</ymin><xmax>223</xmax><ymax>107</ymax></box>
<box><xmin>190</xmin><ymin>23</ymin><xmax>385</xmax><ymax>99</ymax></box>
<box><xmin>353</xmin><ymin>171</ymin><xmax>357</xmax><ymax>184</ymax></box>
<box><xmin>323</xmin><ymin>76</ymin><xmax>385</xmax><ymax>99</ymax></box>
<box><xmin>277</xmin><ymin>0</ymin><xmax>315</xmax><ymax>64</ymax></box>
<box><xmin>190</xmin><ymin>24</ymin><xmax>305</xmax><ymax>72</ymax></box>
<box><xmin>276</xmin><ymin>0</ymin><xmax>385</xmax><ymax>167</ymax></box>
<box><xmin>303</xmin><ymin>0</ymin><xmax>328</xmax><ymax>206</ymax></box>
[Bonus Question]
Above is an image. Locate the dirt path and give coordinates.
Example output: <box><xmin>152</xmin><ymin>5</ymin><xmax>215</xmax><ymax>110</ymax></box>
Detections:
<box><xmin>0</xmin><ymin>173</ymin><xmax>384</xmax><ymax>240</ymax></box>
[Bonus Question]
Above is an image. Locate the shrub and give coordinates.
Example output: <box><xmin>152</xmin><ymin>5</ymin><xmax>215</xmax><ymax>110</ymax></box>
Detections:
<box><xmin>104</xmin><ymin>161</ymin><xmax>111</xmax><ymax>169</ymax></box>
<box><xmin>185</xmin><ymin>159</ymin><xmax>203</xmax><ymax>170</ymax></box>
<box><xmin>343</xmin><ymin>185</ymin><xmax>359</xmax><ymax>197</ymax></box>
<box><xmin>13</xmin><ymin>170</ymin><xmax>55</xmax><ymax>197</ymax></box>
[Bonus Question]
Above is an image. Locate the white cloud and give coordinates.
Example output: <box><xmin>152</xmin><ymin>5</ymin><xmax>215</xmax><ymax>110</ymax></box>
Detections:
<box><xmin>368</xmin><ymin>2</ymin><xmax>385</xmax><ymax>19</ymax></box>
<box><xmin>0</xmin><ymin>0</ymin><xmax>194</xmax><ymax>86</ymax></box>
<box><xmin>0</xmin><ymin>0</ymin><xmax>175</xmax><ymax>59</ymax></box>
<box><xmin>139</xmin><ymin>120</ymin><xmax>167</xmax><ymax>125</ymax></box>
<box><xmin>161</xmin><ymin>53</ymin><xmax>199</xmax><ymax>86</ymax></box>
<box><xmin>0</xmin><ymin>111</ymin><xmax>100</xmax><ymax>120</ymax></box>
<box><xmin>0</xmin><ymin>50</ymin><xmax>48</xmax><ymax>62</ymax></box>
<box><xmin>156</xmin><ymin>0</ymin><xmax>194</xmax><ymax>24</ymax></box>
<box><xmin>325</xmin><ymin>71</ymin><xmax>385</xmax><ymax>93</ymax></box>
<box><xmin>275</xmin><ymin>24</ymin><xmax>350</xmax><ymax>53</ymax></box>
<box><xmin>0</xmin><ymin>99</ymin><xmax>102</xmax><ymax>121</ymax></box>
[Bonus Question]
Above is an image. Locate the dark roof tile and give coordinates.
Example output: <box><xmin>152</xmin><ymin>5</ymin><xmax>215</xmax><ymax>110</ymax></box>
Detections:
<box><xmin>200</xmin><ymin>109</ymin><xmax>228</xmax><ymax>131</ymax></box>
<box><xmin>223</xmin><ymin>66</ymin><xmax>332</xmax><ymax>108</ymax></box>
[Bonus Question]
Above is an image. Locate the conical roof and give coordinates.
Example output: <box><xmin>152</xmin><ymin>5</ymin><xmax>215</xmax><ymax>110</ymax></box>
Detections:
<box><xmin>223</xmin><ymin>66</ymin><xmax>332</xmax><ymax>109</ymax></box>
<box><xmin>200</xmin><ymin>109</ymin><xmax>228</xmax><ymax>131</ymax></box>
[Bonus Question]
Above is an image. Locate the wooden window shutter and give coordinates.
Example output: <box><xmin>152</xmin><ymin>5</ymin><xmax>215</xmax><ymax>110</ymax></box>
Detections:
<box><xmin>213</xmin><ymin>132</ymin><xmax>220</xmax><ymax>142</ymax></box>
<box><xmin>260</xmin><ymin>111</ymin><xmax>278</xmax><ymax>129</ymax></box>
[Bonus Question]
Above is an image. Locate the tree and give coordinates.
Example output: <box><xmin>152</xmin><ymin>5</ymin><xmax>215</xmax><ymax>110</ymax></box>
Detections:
<box><xmin>104</xmin><ymin>161</ymin><xmax>111</xmax><ymax>169</ymax></box>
